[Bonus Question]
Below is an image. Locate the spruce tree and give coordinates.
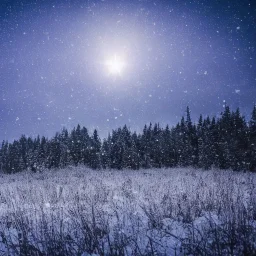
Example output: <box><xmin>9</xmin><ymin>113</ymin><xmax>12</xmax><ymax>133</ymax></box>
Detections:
<box><xmin>81</xmin><ymin>126</ymin><xmax>90</xmax><ymax>166</ymax></box>
<box><xmin>101</xmin><ymin>136</ymin><xmax>111</xmax><ymax>169</ymax></box>
<box><xmin>89</xmin><ymin>129</ymin><xmax>101</xmax><ymax>169</ymax></box>
<box><xmin>249</xmin><ymin>104</ymin><xmax>256</xmax><ymax>171</ymax></box>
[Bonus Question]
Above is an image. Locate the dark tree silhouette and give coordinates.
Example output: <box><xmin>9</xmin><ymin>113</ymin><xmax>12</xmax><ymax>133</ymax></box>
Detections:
<box><xmin>0</xmin><ymin>105</ymin><xmax>255</xmax><ymax>173</ymax></box>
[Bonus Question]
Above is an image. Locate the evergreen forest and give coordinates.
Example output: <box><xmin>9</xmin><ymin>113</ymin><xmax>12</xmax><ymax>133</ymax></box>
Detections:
<box><xmin>1</xmin><ymin>105</ymin><xmax>256</xmax><ymax>173</ymax></box>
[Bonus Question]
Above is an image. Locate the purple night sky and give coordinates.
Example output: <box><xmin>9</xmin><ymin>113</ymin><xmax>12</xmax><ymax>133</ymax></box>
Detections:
<box><xmin>0</xmin><ymin>0</ymin><xmax>255</xmax><ymax>141</ymax></box>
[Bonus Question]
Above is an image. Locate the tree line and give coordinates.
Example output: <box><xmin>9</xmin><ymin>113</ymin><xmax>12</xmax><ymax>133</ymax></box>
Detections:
<box><xmin>0</xmin><ymin>105</ymin><xmax>255</xmax><ymax>173</ymax></box>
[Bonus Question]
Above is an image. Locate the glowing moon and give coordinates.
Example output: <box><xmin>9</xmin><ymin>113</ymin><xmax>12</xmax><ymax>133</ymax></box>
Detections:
<box><xmin>105</xmin><ymin>54</ymin><xmax>126</xmax><ymax>75</ymax></box>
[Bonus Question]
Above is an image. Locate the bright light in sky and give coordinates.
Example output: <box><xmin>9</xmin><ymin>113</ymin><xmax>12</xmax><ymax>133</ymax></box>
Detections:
<box><xmin>1</xmin><ymin>0</ymin><xmax>255</xmax><ymax>142</ymax></box>
<box><xmin>105</xmin><ymin>54</ymin><xmax>126</xmax><ymax>75</ymax></box>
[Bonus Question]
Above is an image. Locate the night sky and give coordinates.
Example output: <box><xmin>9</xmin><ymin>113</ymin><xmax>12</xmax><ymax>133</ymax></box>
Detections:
<box><xmin>0</xmin><ymin>0</ymin><xmax>255</xmax><ymax>141</ymax></box>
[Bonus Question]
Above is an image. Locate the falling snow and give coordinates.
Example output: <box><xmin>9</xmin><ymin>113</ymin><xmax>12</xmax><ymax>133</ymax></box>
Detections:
<box><xmin>0</xmin><ymin>0</ymin><xmax>255</xmax><ymax>141</ymax></box>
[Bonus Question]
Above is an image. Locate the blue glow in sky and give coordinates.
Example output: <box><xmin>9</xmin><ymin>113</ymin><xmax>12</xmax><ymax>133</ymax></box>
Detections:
<box><xmin>0</xmin><ymin>0</ymin><xmax>255</xmax><ymax>140</ymax></box>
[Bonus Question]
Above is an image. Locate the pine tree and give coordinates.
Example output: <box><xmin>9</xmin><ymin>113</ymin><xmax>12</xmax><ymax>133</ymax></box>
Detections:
<box><xmin>198</xmin><ymin>116</ymin><xmax>212</xmax><ymax>169</ymax></box>
<box><xmin>231</xmin><ymin>108</ymin><xmax>248</xmax><ymax>170</ymax></box>
<box><xmin>89</xmin><ymin>129</ymin><xmax>101</xmax><ymax>169</ymax></box>
<box><xmin>140</xmin><ymin>123</ymin><xmax>153</xmax><ymax>168</ymax></box>
<box><xmin>130</xmin><ymin>132</ymin><xmax>141</xmax><ymax>169</ymax></box>
<box><xmin>81</xmin><ymin>126</ymin><xmax>90</xmax><ymax>166</ymax></box>
<box><xmin>197</xmin><ymin>115</ymin><xmax>204</xmax><ymax>168</ymax></box>
<box><xmin>162</xmin><ymin>125</ymin><xmax>175</xmax><ymax>167</ymax></box>
<box><xmin>121</xmin><ymin>127</ymin><xmax>141</xmax><ymax>169</ymax></box>
<box><xmin>177</xmin><ymin>108</ymin><xmax>195</xmax><ymax>167</ymax></box>
<box><xmin>69</xmin><ymin>127</ymin><xmax>79</xmax><ymax>166</ymax></box>
<box><xmin>174</xmin><ymin>120</ymin><xmax>186</xmax><ymax>167</ymax></box>
<box><xmin>1</xmin><ymin>141</ymin><xmax>10</xmax><ymax>173</ymax></box>
<box><xmin>9</xmin><ymin>140</ymin><xmax>23</xmax><ymax>173</ymax></box>
<box><xmin>26</xmin><ymin>137</ymin><xmax>37</xmax><ymax>171</ymax></box>
<box><xmin>101</xmin><ymin>136</ymin><xmax>111</xmax><ymax>169</ymax></box>
<box><xmin>19</xmin><ymin>135</ymin><xmax>28</xmax><ymax>170</ymax></box>
<box><xmin>218</xmin><ymin>106</ymin><xmax>233</xmax><ymax>169</ymax></box>
<box><xmin>48</xmin><ymin>134</ymin><xmax>61</xmax><ymax>169</ymax></box>
<box><xmin>150</xmin><ymin>123</ymin><xmax>162</xmax><ymax>168</ymax></box>
<box><xmin>38</xmin><ymin>136</ymin><xmax>47</xmax><ymax>169</ymax></box>
<box><xmin>249</xmin><ymin>104</ymin><xmax>256</xmax><ymax>171</ymax></box>
<box><xmin>59</xmin><ymin>128</ymin><xmax>70</xmax><ymax>168</ymax></box>
<box><xmin>122</xmin><ymin>125</ymin><xmax>133</xmax><ymax>168</ymax></box>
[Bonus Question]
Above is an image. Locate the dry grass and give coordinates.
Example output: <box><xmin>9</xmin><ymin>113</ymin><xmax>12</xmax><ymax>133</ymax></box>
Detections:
<box><xmin>0</xmin><ymin>167</ymin><xmax>255</xmax><ymax>255</ymax></box>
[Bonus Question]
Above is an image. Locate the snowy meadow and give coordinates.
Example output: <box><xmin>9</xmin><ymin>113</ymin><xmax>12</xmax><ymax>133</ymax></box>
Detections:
<box><xmin>0</xmin><ymin>167</ymin><xmax>256</xmax><ymax>255</ymax></box>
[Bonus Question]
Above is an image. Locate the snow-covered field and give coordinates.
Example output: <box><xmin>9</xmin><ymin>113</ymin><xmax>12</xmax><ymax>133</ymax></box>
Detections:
<box><xmin>0</xmin><ymin>167</ymin><xmax>255</xmax><ymax>255</ymax></box>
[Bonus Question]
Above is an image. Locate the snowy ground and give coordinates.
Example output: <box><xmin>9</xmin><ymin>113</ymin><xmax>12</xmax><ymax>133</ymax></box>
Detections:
<box><xmin>0</xmin><ymin>167</ymin><xmax>255</xmax><ymax>255</ymax></box>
